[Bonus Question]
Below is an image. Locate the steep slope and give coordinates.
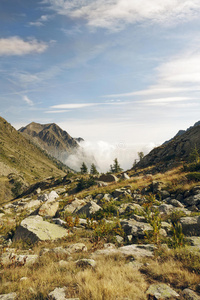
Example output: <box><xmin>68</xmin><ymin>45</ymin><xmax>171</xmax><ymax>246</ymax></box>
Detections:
<box><xmin>163</xmin><ymin>120</ymin><xmax>200</xmax><ymax>145</ymax></box>
<box><xmin>0</xmin><ymin>117</ymin><xmax>67</xmax><ymax>202</ymax></box>
<box><xmin>19</xmin><ymin>122</ymin><xmax>79</xmax><ymax>163</ymax></box>
<box><xmin>136</xmin><ymin>124</ymin><xmax>200</xmax><ymax>171</ymax></box>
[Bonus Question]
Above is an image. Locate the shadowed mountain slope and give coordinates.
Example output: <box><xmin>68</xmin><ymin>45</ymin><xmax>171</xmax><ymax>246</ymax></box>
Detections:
<box><xmin>136</xmin><ymin>124</ymin><xmax>200</xmax><ymax>171</ymax></box>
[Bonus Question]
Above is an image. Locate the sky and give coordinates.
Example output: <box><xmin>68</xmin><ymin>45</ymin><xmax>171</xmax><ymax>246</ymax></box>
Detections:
<box><xmin>1</xmin><ymin>0</ymin><xmax>200</xmax><ymax>170</ymax></box>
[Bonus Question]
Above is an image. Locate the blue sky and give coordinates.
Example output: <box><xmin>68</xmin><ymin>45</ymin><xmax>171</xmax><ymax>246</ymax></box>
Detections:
<box><xmin>1</xmin><ymin>0</ymin><xmax>200</xmax><ymax>153</ymax></box>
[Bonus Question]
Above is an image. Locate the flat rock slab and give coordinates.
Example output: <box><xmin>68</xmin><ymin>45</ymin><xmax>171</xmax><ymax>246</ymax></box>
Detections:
<box><xmin>147</xmin><ymin>283</ymin><xmax>179</xmax><ymax>299</ymax></box>
<box><xmin>0</xmin><ymin>293</ymin><xmax>17</xmax><ymax>300</ymax></box>
<box><xmin>93</xmin><ymin>244</ymin><xmax>155</xmax><ymax>258</ymax></box>
<box><xmin>13</xmin><ymin>215</ymin><xmax>70</xmax><ymax>243</ymax></box>
<box><xmin>1</xmin><ymin>252</ymin><xmax>38</xmax><ymax>266</ymax></box>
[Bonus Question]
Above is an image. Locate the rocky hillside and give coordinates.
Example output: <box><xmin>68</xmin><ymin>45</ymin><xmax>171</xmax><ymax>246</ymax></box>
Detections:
<box><xmin>19</xmin><ymin>122</ymin><xmax>80</xmax><ymax>163</ymax></box>
<box><xmin>163</xmin><ymin>120</ymin><xmax>200</xmax><ymax>145</ymax></box>
<box><xmin>0</xmin><ymin>166</ymin><xmax>200</xmax><ymax>299</ymax></box>
<box><xmin>0</xmin><ymin>116</ymin><xmax>68</xmax><ymax>203</ymax></box>
<box><xmin>136</xmin><ymin>123</ymin><xmax>200</xmax><ymax>171</ymax></box>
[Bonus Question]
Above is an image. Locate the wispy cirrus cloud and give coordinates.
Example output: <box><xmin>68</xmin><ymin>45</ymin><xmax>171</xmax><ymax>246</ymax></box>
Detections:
<box><xmin>29</xmin><ymin>14</ymin><xmax>53</xmax><ymax>27</ymax></box>
<box><xmin>45</xmin><ymin>110</ymin><xmax>71</xmax><ymax>113</ymax></box>
<box><xmin>50</xmin><ymin>101</ymin><xmax>130</xmax><ymax>110</ymax></box>
<box><xmin>104</xmin><ymin>46</ymin><xmax>200</xmax><ymax>103</ymax></box>
<box><xmin>0</xmin><ymin>36</ymin><xmax>48</xmax><ymax>56</ymax></box>
<box><xmin>23</xmin><ymin>95</ymin><xmax>34</xmax><ymax>106</ymax></box>
<box><xmin>43</xmin><ymin>0</ymin><xmax>200</xmax><ymax>31</ymax></box>
<box><xmin>51</xmin><ymin>103</ymin><xmax>97</xmax><ymax>109</ymax></box>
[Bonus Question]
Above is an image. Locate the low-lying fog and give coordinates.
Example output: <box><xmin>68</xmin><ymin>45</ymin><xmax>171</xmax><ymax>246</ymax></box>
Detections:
<box><xmin>65</xmin><ymin>140</ymin><xmax>158</xmax><ymax>173</ymax></box>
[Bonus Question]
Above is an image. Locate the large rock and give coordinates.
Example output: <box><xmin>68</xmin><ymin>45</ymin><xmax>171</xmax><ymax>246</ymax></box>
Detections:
<box><xmin>182</xmin><ymin>288</ymin><xmax>200</xmax><ymax>300</ymax></box>
<box><xmin>146</xmin><ymin>283</ymin><xmax>179</xmax><ymax>299</ymax></box>
<box><xmin>1</xmin><ymin>252</ymin><xmax>38</xmax><ymax>267</ymax></box>
<box><xmin>38</xmin><ymin>201</ymin><xmax>59</xmax><ymax>217</ymax></box>
<box><xmin>64</xmin><ymin>199</ymin><xmax>86</xmax><ymax>214</ymax></box>
<box><xmin>75</xmin><ymin>201</ymin><xmax>102</xmax><ymax>217</ymax></box>
<box><xmin>0</xmin><ymin>293</ymin><xmax>17</xmax><ymax>300</ymax></box>
<box><xmin>158</xmin><ymin>204</ymin><xmax>174</xmax><ymax>216</ymax></box>
<box><xmin>93</xmin><ymin>244</ymin><xmax>155</xmax><ymax>258</ymax></box>
<box><xmin>48</xmin><ymin>287</ymin><xmax>67</xmax><ymax>300</ymax></box>
<box><xmin>180</xmin><ymin>216</ymin><xmax>200</xmax><ymax>236</ymax></box>
<box><xmin>98</xmin><ymin>174</ymin><xmax>118</xmax><ymax>183</ymax></box>
<box><xmin>121</xmin><ymin>219</ymin><xmax>152</xmax><ymax>239</ymax></box>
<box><xmin>183</xmin><ymin>194</ymin><xmax>200</xmax><ymax>207</ymax></box>
<box><xmin>13</xmin><ymin>216</ymin><xmax>70</xmax><ymax>243</ymax></box>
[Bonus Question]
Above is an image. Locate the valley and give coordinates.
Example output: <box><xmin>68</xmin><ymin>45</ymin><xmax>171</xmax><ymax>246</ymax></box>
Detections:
<box><xmin>0</xmin><ymin>117</ymin><xmax>200</xmax><ymax>299</ymax></box>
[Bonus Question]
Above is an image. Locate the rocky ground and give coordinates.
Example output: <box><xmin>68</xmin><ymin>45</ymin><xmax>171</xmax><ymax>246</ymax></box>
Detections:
<box><xmin>0</xmin><ymin>171</ymin><xmax>200</xmax><ymax>299</ymax></box>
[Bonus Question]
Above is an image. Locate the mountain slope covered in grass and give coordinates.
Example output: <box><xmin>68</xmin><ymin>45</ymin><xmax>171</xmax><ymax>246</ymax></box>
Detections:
<box><xmin>0</xmin><ymin>116</ymin><xmax>68</xmax><ymax>202</ymax></box>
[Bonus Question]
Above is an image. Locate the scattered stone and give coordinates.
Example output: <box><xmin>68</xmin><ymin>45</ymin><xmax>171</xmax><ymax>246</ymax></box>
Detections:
<box><xmin>64</xmin><ymin>199</ymin><xmax>86</xmax><ymax>214</ymax></box>
<box><xmin>48</xmin><ymin>287</ymin><xmax>67</xmax><ymax>300</ymax></box>
<box><xmin>38</xmin><ymin>201</ymin><xmax>59</xmax><ymax>217</ymax></box>
<box><xmin>75</xmin><ymin>201</ymin><xmax>102</xmax><ymax>217</ymax></box>
<box><xmin>0</xmin><ymin>292</ymin><xmax>17</xmax><ymax>300</ymax></box>
<box><xmin>115</xmin><ymin>235</ymin><xmax>124</xmax><ymax>243</ymax></box>
<box><xmin>180</xmin><ymin>216</ymin><xmax>200</xmax><ymax>236</ymax></box>
<box><xmin>94</xmin><ymin>244</ymin><xmax>155</xmax><ymax>259</ymax></box>
<box><xmin>146</xmin><ymin>283</ymin><xmax>179</xmax><ymax>299</ymax></box>
<box><xmin>1</xmin><ymin>252</ymin><xmax>38</xmax><ymax>267</ymax></box>
<box><xmin>67</xmin><ymin>243</ymin><xmax>87</xmax><ymax>253</ymax></box>
<box><xmin>58</xmin><ymin>260</ymin><xmax>69</xmax><ymax>268</ymax></box>
<box><xmin>13</xmin><ymin>215</ymin><xmax>70</xmax><ymax>243</ymax></box>
<box><xmin>38</xmin><ymin>193</ymin><xmax>48</xmax><ymax>202</ymax></box>
<box><xmin>20</xmin><ymin>277</ymin><xmax>28</xmax><ymax>281</ymax></box>
<box><xmin>121</xmin><ymin>219</ymin><xmax>152</xmax><ymax>239</ymax></box>
<box><xmin>182</xmin><ymin>288</ymin><xmax>200</xmax><ymax>300</ymax></box>
<box><xmin>158</xmin><ymin>204</ymin><xmax>174</xmax><ymax>215</ymax></box>
<box><xmin>168</xmin><ymin>199</ymin><xmax>184</xmax><ymax>208</ymax></box>
<box><xmin>98</xmin><ymin>174</ymin><xmax>118</xmax><ymax>183</ymax></box>
<box><xmin>121</xmin><ymin>173</ymin><xmax>130</xmax><ymax>180</ymax></box>
<box><xmin>48</xmin><ymin>191</ymin><xmax>59</xmax><ymax>202</ymax></box>
<box><xmin>76</xmin><ymin>258</ymin><xmax>96</xmax><ymax>268</ymax></box>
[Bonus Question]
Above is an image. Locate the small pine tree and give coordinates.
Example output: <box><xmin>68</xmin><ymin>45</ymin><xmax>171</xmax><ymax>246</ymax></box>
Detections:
<box><xmin>90</xmin><ymin>163</ymin><xmax>98</xmax><ymax>175</ymax></box>
<box><xmin>189</xmin><ymin>145</ymin><xmax>200</xmax><ymax>163</ymax></box>
<box><xmin>138</xmin><ymin>151</ymin><xmax>144</xmax><ymax>161</ymax></box>
<box><xmin>80</xmin><ymin>162</ymin><xmax>88</xmax><ymax>174</ymax></box>
<box><xmin>110</xmin><ymin>158</ymin><xmax>123</xmax><ymax>173</ymax></box>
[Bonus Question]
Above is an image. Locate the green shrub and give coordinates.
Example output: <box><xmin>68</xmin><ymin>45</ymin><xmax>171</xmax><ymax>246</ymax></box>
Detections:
<box><xmin>76</xmin><ymin>176</ymin><xmax>96</xmax><ymax>192</ymax></box>
<box><xmin>92</xmin><ymin>201</ymin><xmax>118</xmax><ymax>220</ymax></box>
<box><xmin>91</xmin><ymin>219</ymin><xmax>124</xmax><ymax>244</ymax></box>
<box><xmin>186</xmin><ymin>172</ymin><xmax>200</xmax><ymax>182</ymax></box>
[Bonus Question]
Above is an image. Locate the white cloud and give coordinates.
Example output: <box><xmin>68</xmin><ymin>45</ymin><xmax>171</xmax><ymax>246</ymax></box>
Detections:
<box><xmin>29</xmin><ymin>14</ymin><xmax>53</xmax><ymax>27</ymax></box>
<box><xmin>104</xmin><ymin>47</ymin><xmax>200</xmax><ymax>101</ymax></box>
<box><xmin>51</xmin><ymin>101</ymin><xmax>129</xmax><ymax>110</ymax></box>
<box><xmin>51</xmin><ymin>103</ymin><xmax>97</xmax><ymax>109</ymax></box>
<box><xmin>0</xmin><ymin>37</ymin><xmax>48</xmax><ymax>56</ymax></box>
<box><xmin>23</xmin><ymin>95</ymin><xmax>34</xmax><ymax>106</ymax></box>
<box><xmin>45</xmin><ymin>0</ymin><xmax>200</xmax><ymax>30</ymax></box>
<box><xmin>45</xmin><ymin>110</ymin><xmax>71</xmax><ymax>113</ymax></box>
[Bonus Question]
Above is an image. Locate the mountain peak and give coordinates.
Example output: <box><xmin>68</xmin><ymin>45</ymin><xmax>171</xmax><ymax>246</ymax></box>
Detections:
<box><xmin>19</xmin><ymin>122</ymin><xmax>80</xmax><ymax>163</ymax></box>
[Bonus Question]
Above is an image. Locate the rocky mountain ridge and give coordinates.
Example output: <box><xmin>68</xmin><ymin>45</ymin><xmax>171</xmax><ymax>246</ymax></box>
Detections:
<box><xmin>136</xmin><ymin>123</ymin><xmax>200</xmax><ymax>171</ymax></box>
<box><xmin>19</xmin><ymin>122</ymin><xmax>81</xmax><ymax>164</ymax></box>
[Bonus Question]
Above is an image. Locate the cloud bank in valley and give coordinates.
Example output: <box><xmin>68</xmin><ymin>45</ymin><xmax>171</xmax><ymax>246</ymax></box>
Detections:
<box><xmin>65</xmin><ymin>140</ymin><xmax>156</xmax><ymax>173</ymax></box>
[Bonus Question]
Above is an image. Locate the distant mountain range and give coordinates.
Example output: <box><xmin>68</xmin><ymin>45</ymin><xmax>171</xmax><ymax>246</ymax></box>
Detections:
<box><xmin>136</xmin><ymin>120</ymin><xmax>200</xmax><ymax>171</ymax></box>
<box><xmin>19</xmin><ymin>122</ymin><xmax>83</xmax><ymax>164</ymax></box>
